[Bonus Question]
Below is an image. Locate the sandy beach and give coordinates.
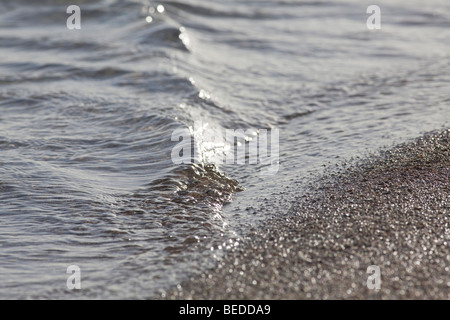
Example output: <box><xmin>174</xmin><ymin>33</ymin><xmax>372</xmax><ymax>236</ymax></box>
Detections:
<box><xmin>165</xmin><ymin>129</ymin><xmax>449</xmax><ymax>299</ymax></box>
<box><xmin>1</xmin><ymin>0</ymin><xmax>449</xmax><ymax>299</ymax></box>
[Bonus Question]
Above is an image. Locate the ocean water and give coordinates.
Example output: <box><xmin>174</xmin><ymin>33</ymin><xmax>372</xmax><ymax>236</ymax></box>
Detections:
<box><xmin>0</xmin><ymin>0</ymin><xmax>448</xmax><ymax>298</ymax></box>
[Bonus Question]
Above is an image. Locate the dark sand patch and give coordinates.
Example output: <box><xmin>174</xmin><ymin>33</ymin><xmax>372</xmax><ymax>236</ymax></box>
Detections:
<box><xmin>164</xmin><ymin>129</ymin><xmax>449</xmax><ymax>299</ymax></box>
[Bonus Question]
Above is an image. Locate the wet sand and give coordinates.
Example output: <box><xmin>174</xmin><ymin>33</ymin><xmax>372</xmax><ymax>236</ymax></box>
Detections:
<box><xmin>164</xmin><ymin>129</ymin><xmax>449</xmax><ymax>299</ymax></box>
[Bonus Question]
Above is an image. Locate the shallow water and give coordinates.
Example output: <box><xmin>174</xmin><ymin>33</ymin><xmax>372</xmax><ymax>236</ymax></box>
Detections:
<box><xmin>0</xmin><ymin>0</ymin><xmax>448</xmax><ymax>298</ymax></box>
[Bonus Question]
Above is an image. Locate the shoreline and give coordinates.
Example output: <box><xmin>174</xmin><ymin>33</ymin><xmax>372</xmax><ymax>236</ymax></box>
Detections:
<box><xmin>164</xmin><ymin>129</ymin><xmax>449</xmax><ymax>299</ymax></box>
